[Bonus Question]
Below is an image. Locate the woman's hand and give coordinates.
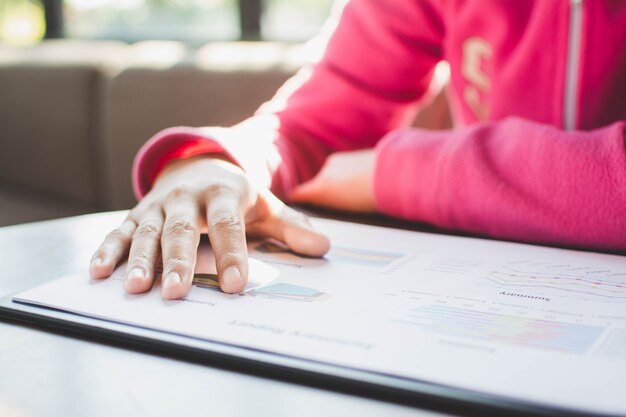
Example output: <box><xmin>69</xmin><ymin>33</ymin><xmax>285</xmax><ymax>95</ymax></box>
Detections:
<box><xmin>89</xmin><ymin>155</ymin><xmax>330</xmax><ymax>299</ymax></box>
<box><xmin>292</xmin><ymin>149</ymin><xmax>377</xmax><ymax>213</ymax></box>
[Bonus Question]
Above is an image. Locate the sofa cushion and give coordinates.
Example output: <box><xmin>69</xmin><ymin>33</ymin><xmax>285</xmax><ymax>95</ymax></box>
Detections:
<box><xmin>0</xmin><ymin>41</ymin><xmax>129</xmax><ymax>206</ymax></box>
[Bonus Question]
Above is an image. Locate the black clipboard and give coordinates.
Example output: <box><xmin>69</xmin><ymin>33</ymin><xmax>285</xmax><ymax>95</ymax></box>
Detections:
<box><xmin>0</xmin><ymin>292</ymin><xmax>611</xmax><ymax>417</ymax></box>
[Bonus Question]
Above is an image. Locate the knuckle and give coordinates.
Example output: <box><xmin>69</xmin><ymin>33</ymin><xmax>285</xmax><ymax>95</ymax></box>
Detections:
<box><xmin>165</xmin><ymin>218</ymin><xmax>197</xmax><ymax>236</ymax></box>
<box><xmin>130</xmin><ymin>252</ymin><xmax>153</xmax><ymax>265</ymax></box>
<box><xmin>134</xmin><ymin>221</ymin><xmax>161</xmax><ymax>238</ymax></box>
<box><xmin>168</xmin><ymin>184</ymin><xmax>194</xmax><ymax>200</ymax></box>
<box><xmin>144</xmin><ymin>200</ymin><xmax>162</xmax><ymax>213</ymax></box>
<box><xmin>205</xmin><ymin>182</ymin><xmax>236</xmax><ymax>198</ymax></box>
<box><xmin>209</xmin><ymin>211</ymin><xmax>242</xmax><ymax>232</ymax></box>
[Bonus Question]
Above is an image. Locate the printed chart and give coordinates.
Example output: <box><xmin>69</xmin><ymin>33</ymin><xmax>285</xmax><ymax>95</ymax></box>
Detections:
<box><xmin>484</xmin><ymin>260</ymin><xmax>626</xmax><ymax>302</ymax></box>
<box><xmin>248</xmin><ymin>283</ymin><xmax>329</xmax><ymax>302</ymax></box>
<box><xmin>394</xmin><ymin>304</ymin><xmax>604</xmax><ymax>354</ymax></box>
<box><xmin>12</xmin><ymin>218</ymin><xmax>626</xmax><ymax>415</ymax></box>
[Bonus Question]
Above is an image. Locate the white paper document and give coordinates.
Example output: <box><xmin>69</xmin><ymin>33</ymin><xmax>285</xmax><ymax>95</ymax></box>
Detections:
<box><xmin>13</xmin><ymin>219</ymin><xmax>626</xmax><ymax>415</ymax></box>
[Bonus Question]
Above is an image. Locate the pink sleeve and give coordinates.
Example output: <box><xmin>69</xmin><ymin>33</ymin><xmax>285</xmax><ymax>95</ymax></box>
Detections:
<box><xmin>374</xmin><ymin>118</ymin><xmax>626</xmax><ymax>251</ymax></box>
<box><xmin>132</xmin><ymin>0</ymin><xmax>443</xmax><ymax>199</ymax></box>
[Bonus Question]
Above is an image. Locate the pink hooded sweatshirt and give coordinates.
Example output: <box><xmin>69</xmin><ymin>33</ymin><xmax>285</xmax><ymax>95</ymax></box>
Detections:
<box><xmin>133</xmin><ymin>0</ymin><xmax>626</xmax><ymax>251</ymax></box>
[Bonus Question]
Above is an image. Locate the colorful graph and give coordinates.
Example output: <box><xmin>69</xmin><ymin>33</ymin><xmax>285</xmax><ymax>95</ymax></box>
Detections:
<box><xmin>248</xmin><ymin>283</ymin><xmax>330</xmax><ymax>302</ymax></box>
<box><xmin>484</xmin><ymin>261</ymin><xmax>626</xmax><ymax>301</ymax></box>
<box><xmin>396</xmin><ymin>304</ymin><xmax>603</xmax><ymax>353</ymax></box>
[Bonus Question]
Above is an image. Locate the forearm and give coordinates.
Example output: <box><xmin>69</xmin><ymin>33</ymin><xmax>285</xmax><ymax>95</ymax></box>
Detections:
<box><xmin>374</xmin><ymin>118</ymin><xmax>626</xmax><ymax>251</ymax></box>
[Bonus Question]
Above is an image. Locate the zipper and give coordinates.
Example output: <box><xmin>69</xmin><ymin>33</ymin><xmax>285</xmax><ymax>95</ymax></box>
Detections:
<box><xmin>563</xmin><ymin>0</ymin><xmax>584</xmax><ymax>131</ymax></box>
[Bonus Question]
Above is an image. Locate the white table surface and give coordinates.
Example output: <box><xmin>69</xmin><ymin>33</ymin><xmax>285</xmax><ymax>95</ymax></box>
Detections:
<box><xmin>0</xmin><ymin>211</ymin><xmax>450</xmax><ymax>417</ymax></box>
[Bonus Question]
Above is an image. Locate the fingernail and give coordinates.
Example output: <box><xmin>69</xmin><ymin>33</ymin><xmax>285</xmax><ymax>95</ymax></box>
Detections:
<box><xmin>126</xmin><ymin>267</ymin><xmax>145</xmax><ymax>284</ymax></box>
<box><xmin>91</xmin><ymin>257</ymin><xmax>103</xmax><ymax>267</ymax></box>
<box><xmin>163</xmin><ymin>272</ymin><xmax>181</xmax><ymax>290</ymax></box>
<box><xmin>223</xmin><ymin>267</ymin><xmax>243</xmax><ymax>292</ymax></box>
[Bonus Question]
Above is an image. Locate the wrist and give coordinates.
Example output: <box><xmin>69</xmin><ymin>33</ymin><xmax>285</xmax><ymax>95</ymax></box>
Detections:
<box><xmin>157</xmin><ymin>153</ymin><xmax>234</xmax><ymax>182</ymax></box>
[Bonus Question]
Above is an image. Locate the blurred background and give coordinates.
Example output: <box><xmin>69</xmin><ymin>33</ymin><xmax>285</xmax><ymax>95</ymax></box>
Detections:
<box><xmin>0</xmin><ymin>0</ymin><xmax>336</xmax><ymax>227</ymax></box>
<box><xmin>0</xmin><ymin>0</ymin><xmax>336</xmax><ymax>44</ymax></box>
<box><xmin>0</xmin><ymin>0</ymin><xmax>450</xmax><ymax>227</ymax></box>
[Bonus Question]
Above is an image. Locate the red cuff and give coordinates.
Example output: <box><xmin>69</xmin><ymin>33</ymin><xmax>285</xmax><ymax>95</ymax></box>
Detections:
<box><xmin>152</xmin><ymin>140</ymin><xmax>220</xmax><ymax>183</ymax></box>
<box><xmin>132</xmin><ymin>127</ymin><xmax>232</xmax><ymax>199</ymax></box>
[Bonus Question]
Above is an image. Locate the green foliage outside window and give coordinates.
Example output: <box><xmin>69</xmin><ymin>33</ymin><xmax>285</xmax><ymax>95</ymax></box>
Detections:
<box><xmin>0</xmin><ymin>0</ymin><xmax>45</xmax><ymax>44</ymax></box>
<box><xmin>264</xmin><ymin>0</ymin><xmax>335</xmax><ymax>41</ymax></box>
<box><xmin>0</xmin><ymin>0</ymin><xmax>336</xmax><ymax>45</ymax></box>
<box><xmin>64</xmin><ymin>0</ymin><xmax>240</xmax><ymax>43</ymax></box>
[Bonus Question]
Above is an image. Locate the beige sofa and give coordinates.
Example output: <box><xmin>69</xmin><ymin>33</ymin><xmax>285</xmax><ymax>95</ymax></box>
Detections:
<box><xmin>0</xmin><ymin>40</ymin><xmax>304</xmax><ymax>226</ymax></box>
<box><xmin>0</xmin><ymin>40</ymin><xmax>450</xmax><ymax>227</ymax></box>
